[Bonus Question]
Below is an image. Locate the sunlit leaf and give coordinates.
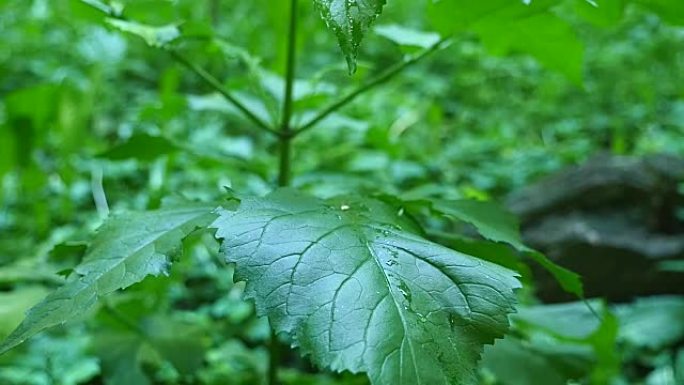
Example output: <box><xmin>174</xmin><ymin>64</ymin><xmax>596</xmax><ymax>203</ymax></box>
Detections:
<box><xmin>98</xmin><ymin>133</ymin><xmax>182</xmax><ymax>162</ymax></box>
<box><xmin>106</xmin><ymin>18</ymin><xmax>180</xmax><ymax>47</ymax></box>
<box><xmin>374</xmin><ymin>24</ymin><xmax>441</xmax><ymax>48</ymax></box>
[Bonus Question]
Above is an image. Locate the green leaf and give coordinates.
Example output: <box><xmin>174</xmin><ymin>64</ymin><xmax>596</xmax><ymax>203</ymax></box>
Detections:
<box><xmin>98</xmin><ymin>133</ymin><xmax>182</xmax><ymax>162</ymax></box>
<box><xmin>0</xmin><ymin>287</ymin><xmax>49</xmax><ymax>340</ymax></box>
<box><xmin>314</xmin><ymin>0</ymin><xmax>388</xmax><ymax>74</ymax></box>
<box><xmin>428</xmin><ymin>0</ymin><xmax>584</xmax><ymax>83</ymax></box>
<box><xmin>614</xmin><ymin>296</ymin><xmax>684</xmax><ymax>350</ymax></box>
<box><xmin>482</xmin><ymin>336</ymin><xmax>573</xmax><ymax>385</ymax></box>
<box><xmin>431</xmin><ymin>199</ymin><xmax>583</xmax><ymax>298</ymax></box>
<box><xmin>94</xmin><ymin>314</ymin><xmax>209</xmax><ymax>385</ymax></box>
<box><xmin>95</xmin><ymin>334</ymin><xmax>151</xmax><ymax>385</ymax></box>
<box><xmin>636</xmin><ymin>0</ymin><xmax>684</xmax><ymax>25</ymax></box>
<box><xmin>575</xmin><ymin>0</ymin><xmax>626</xmax><ymax>27</ymax></box>
<box><xmin>659</xmin><ymin>260</ymin><xmax>684</xmax><ymax>273</ymax></box>
<box><xmin>106</xmin><ymin>18</ymin><xmax>180</xmax><ymax>48</ymax></box>
<box><xmin>0</xmin><ymin>204</ymin><xmax>216</xmax><ymax>355</ymax></box>
<box><xmin>374</xmin><ymin>24</ymin><xmax>441</xmax><ymax>49</ymax></box>
<box><xmin>526</xmin><ymin>251</ymin><xmax>583</xmax><ymax>298</ymax></box>
<box><xmin>432</xmin><ymin>200</ymin><xmax>525</xmax><ymax>250</ymax></box>
<box><xmin>212</xmin><ymin>189</ymin><xmax>521</xmax><ymax>385</ymax></box>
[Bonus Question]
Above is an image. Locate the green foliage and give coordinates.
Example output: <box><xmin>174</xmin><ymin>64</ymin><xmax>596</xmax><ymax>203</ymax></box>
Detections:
<box><xmin>0</xmin><ymin>204</ymin><xmax>216</xmax><ymax>355</ymax></box>
<box><xmin>213</xmin><ymin>189</ymin><xmax>520</xmax><ymax>384</ymax></box>
<box><xmin>0</xmin><ymin>0</ymin><xmax>682</xmax><ymax>384</ymax></box>
<box><xmin>429</xmin><ymin>0</ymin><xmax>584</xmax><ymax>83</ymax></box>
<box><xmin>314</xmin><ymin>0</ymin><xmax>388</xmax><ymax>73</ymax></box>
<box><xmin>106</xmin><ymin>18</ymin><xmax>180</xmax><ymax>47</ymax></box>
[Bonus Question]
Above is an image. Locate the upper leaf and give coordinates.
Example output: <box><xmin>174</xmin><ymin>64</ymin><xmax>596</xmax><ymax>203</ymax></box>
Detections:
<box><xmin>213</xmin><ymin>189</ymin><xmax>521</xmax><ymax>385</ymax></box>
<box><xmin>428</xmin><ymin>0</ymin><xmax>584</xmax><ymax>83</ymax></box>
<box><xmin>0</xmin><ymin>204</ymin><xmax>216</xmax><ymax>355</ymax></box>
<box><xmin>314</xmin><ymin>0</ymin><xmax>388</xmax><ymax>74</ymax></box>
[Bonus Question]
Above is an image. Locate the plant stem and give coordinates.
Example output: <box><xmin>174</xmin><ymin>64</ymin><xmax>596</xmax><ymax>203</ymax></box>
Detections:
<box><xmin>277</xmin><ymin>0</ymin><xmax>299</xmax><ymax>188</ymax></box>
<box><xmin>293</xmin><ymin>37</ymin><xmax>452</xmax><ymax>137</ymax></box>
<box><xmin>270</xmin><ymin>3</ymin><xmax>299</xmax><ymax>384</ymax></box>
<box><xmin>168</xmin><ymin>50</ymin><xmax>279</xmax><ymax>137</ymax></box>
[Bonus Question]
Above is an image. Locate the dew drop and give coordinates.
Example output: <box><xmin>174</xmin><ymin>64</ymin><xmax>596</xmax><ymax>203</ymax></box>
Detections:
<box><xmin>398</xmin><ymin>280</ymin><xmax>412</xmax><ymax>303</ymax></box>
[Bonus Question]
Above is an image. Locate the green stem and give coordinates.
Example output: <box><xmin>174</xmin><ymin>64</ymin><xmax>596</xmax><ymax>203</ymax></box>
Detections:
<box><xmin>270</xmin><ymin>2</ymin><xmax>299</xmax><ymax>384</ymax></box>
<box><xmin>293</xmin><ymin>37</ymin><xmax>451</xmax><ymax>137</ymax></box>
<box><xmin>169</xmin><ymin>50</ymin><xmax>279</xmax><ymax>137</ymax></box>
<box><xmin>277</xmin><ymin>0</ymin><xmax>299</xmax><ymax>188</ymax></box>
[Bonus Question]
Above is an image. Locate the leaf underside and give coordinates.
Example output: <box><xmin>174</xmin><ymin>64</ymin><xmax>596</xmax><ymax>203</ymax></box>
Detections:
<box><xmin>213</xmin><ymin>189</ymin><xmax>521</xmax><ymax>385</ymax></box>
<box><xmin>313</xmin><ymin>0</ymin><xmax>388</xmax><ymax>74</ymax></box>
<box><xmin>0</xmin><ymin>204</ymin><xmax>216</xmax><ymax>355</ymax></box>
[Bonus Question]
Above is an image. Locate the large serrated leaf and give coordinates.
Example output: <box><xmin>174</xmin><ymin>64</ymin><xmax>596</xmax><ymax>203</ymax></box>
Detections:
<box><xmin>213</xmin><ymin>189</ymin><xmax>521</xmax><ymax>385</ymax></box>
<box><xmin>0</xmin><ymin>204</ymin><xmax>216</xmax><ymax>355</ymax></box>
<box><xmin>314</xmin><ymin>0</ymin><xmax>388</xmax><ymax>74</ymax></box>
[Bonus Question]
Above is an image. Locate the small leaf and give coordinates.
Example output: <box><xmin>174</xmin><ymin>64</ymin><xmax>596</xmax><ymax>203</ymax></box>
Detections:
<box><xmin>98</xmin><ymin>133</ymin><xmax>182</xmax><ymax>162</ymax></box>
<box><xmin>0</xmin><ymin>204</ymin><xmax>216</xmax><ymax>355</ymax></box>
<box><xmin>374</xmin><ymin>24</ymin><xmax>441</xmax><ymax>48</ymax></box>
<box><xmin>314</xmin><ymin>0</ymin><xmax>388</xmax><ymax>74</ymax></box>
<box><xmin>95</xmin><ymin>334</ymin><xmax>151</xmax><ymax>385</ymax></box>
<box><xmin>431</xmin><ymin>199</ymin><xmax>583</xmax><ymax>298</ymax></box>
<box><xmin>213</xmin><ymin>189</ymin><xmax>521</xmax><ymax>385</ymax></box>
<box><xmin>432</xmin><ymin>200</ymin><xmax>525</xmax><ymax>250</ymax></box>
<box><xmin>614</xmin><ymin>296</ymin><xmax>684</xmax><ymax>350</ymax></box>
<box><xmin>575</xmin><ymin>0</ymin><xmax>625</xmax><ymax>27</ymax></box>
<box><xmin>106</xmin><ymin>18</ymin><xmax>180</xmax><ymax>48</ymax></box>
<box><xmin>482</xmin><ymin>337</ymin><xmax>573</xmax><ymax>385</ymax></box>
<box><xmin>526</xmin><ymin>251</ymin><xmax>583</xmax><ymax>298</ymax></box>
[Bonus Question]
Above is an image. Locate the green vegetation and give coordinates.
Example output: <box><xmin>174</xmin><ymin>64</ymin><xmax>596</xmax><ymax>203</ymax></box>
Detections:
<box><xmin>0</xmin><ymin>1</ymin><xmax>682</xmax><ymax>384</ymax></box>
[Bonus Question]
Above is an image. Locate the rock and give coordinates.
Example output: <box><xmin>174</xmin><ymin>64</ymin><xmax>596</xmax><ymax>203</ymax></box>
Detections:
<box><xmin>507</xmin><ymin>154</ymin><xmax>684</xmax><ymax>302</ymax></box>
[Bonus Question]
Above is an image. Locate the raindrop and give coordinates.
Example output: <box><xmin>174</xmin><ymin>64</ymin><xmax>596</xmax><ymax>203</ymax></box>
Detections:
<box><xmin>448</xmin><ymin>315</ymin><xmax>458</xmax><ymax>330</ymax></box>
<box><xmin>398</xmin><ymin>280</ymin><xmax>412</xmax><ymax>303</ymax></box>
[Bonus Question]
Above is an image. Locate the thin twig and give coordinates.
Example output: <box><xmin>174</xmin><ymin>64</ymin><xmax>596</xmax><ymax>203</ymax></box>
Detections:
<box><xmin>78</xmin><ymin>0</ymin><xmax>278</xmax><ymax>137</ymax></box>
<box><xmin>293</xmin><ymin>37</ymin><xmax>452</xmax><ymax>137</ymax></box>
<box><xmin>168</xmin><ymin>50</ymin><xmax>279</xmax><ymax>137</ymax></box>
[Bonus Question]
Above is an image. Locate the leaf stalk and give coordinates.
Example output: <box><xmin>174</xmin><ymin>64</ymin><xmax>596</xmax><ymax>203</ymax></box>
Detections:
<box><xmin>293</xmin><ymin>37</ymin><xmax>452</xmax><ymax>137</ymax></box>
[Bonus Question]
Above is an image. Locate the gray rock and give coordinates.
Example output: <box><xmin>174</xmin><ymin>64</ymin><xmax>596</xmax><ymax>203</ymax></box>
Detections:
<box><xmin>507</xmin><ymin>154</ymin><xmax>684</xmax><ymax>301</ymax></box>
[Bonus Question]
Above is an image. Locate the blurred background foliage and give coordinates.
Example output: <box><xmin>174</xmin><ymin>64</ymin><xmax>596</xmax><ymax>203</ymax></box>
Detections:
<box><xmin>0</xmin><ymin>0</ymin><xmax>683</xmax><ymax>384</ymax></box>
